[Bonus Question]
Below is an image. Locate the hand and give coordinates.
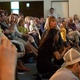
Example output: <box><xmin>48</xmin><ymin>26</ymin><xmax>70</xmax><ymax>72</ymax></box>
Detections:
<box><xmin>22</xmin><ymin>33</ymin><xmax>29</xmax><ymax>37</ymax></box>
<box><xmin>33</xmin><ymin>31</ymin><xmax>37</xmax><ymax>35</ymax></box>
<box><xmin>0</xmin><ymin>36</ymin><xmax>17</xmax><ymax>67</ymax></box>
<box><xmin>63</xmin><ymin>45</ymin><xmax>71</xmax><ymax>52</ymax></box>
<box><xmin>4</xmin><ymin>29</ymin><xmax>10</xmax><ymax>34</ymax></box>
<box><xmin>0</xmin><ymin>36</ymin><xmax>17</xmax><ymax>80</ymax></box>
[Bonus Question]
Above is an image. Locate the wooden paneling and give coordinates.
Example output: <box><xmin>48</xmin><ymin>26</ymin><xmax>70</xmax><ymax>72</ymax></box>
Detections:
<box><xmin>0</xmin><ymin>1</ymin><xmax>43</xmax><ymax>18</ymax></box>
<box><xmin>0</xmin><ymin>2</ymin><xmax>11</xmax><ymax>15</ymax></box>
<box><xmin>19</xmin><ymin>1</ymin><xmax>44</xmax><ymax>18</ymax></box>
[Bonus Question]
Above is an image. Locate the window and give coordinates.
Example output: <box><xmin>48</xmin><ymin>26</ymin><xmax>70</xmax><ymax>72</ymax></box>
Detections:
<box><xmin>11</xmin><ymin>10</ymin><xmax>19</xmax><ymax>14</ymax></box>
<box><xmin>11</xmin><ymin>2</ymin><xmax>19</xmax><ymax>14</ymax></box>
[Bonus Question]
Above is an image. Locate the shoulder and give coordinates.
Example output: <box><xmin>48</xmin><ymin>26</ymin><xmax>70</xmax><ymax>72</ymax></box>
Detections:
<box><xmin>50</xmin><ymin>68</ymin><xmax>78</xmax><ymax>80</ymax></box>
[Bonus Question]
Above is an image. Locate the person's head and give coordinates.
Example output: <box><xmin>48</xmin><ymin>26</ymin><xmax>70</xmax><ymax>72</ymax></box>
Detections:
<box><xmin>0</xmin><ymin>10</ymin><xmax>6</xmax><ymax>22</ymax></box>
<box><xmin>12</xmin><ymin>13</ymin><xmax>19</xmax><ymax>24</ymax></box>
<box><xmin>9</xmin><ymin>13</ymin><xmax>19</xmax><ymax>24</ymax></box>
<box><xmin>63</xmin><ymin>48</ymin><xmax>80</xmax><ymax>75</ymax></box>
<box><xmin>68</xmin><ymin>17</ymin><xmax>73</xmax><ymax>23</ymax></box>
<box><xmin>18</xmin><ymin>13</ymin><xmax>24</xmax><ymax>19</ymax></box>
<box><xmin>57</xmin><ymin>17</ymin><xmax>62</xmax><ymax>23</ymax></box>
<box><xmin>61</xmin><ymin>20</ymin><xmax>67</xmax><ymax>28</ymax></box>
<box><xmin>50</xmin><ymin>8</ymin><xmax>54</xmax><ymax>14</ymax></box>
<box><xmin>48</xmin><ymin>16</ymin><xmax>57</xmax><ymax>29</ymax></box>
<box><xmin>73</xmin><ymin>14</ymin><xmax>78</xmax><ymax>21</ymax></box>
<box><xmin>60</xmin><ymin>24</ymin><xmax>64</xmax><ymax>29</ymax></box>
<box><xmin>25</xmin><ymin>16</ymin><xmax>30</xmax><ymax>23</ymax></box>
<box><xmin>18</xmin><ymin>18</ymin><xmax>24</xmax><ymax>26</ymax></box>
<box><xmin>44</xmin><ymin>16</ymin><xmax>57</xmax><ymax>30</ymax></box>
<box><xmin>30</xmin><ymin>20</ymin><xmax>34</xmax><ymax>26</ymax></box>
<box><xmin>40</xmin><ymin>17</ymin><xmax>44</xmax><ymax>24</ymax></box>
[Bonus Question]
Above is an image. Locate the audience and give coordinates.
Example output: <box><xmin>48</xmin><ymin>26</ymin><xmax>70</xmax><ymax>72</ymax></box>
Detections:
<box><xmin>0</xmin><ymin>7</ymin><xmax>80</xmax><ymax>80</ymax></box>
<box><xmin>67</xmin><ymin>17</ymin><xmax>80</xmax><ymax>50</ymax></box>
<box><xmin>17</xmin><ymin>18</ymin><xmax>38</xmax><ymax>49</ymax></box>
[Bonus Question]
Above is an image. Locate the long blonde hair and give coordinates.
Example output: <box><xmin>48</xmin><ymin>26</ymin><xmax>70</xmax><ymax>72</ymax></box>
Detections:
<box><xmin>44</xmin><ymin>16</ymin><xmax>56</xmax><ymax>30</ymax></box>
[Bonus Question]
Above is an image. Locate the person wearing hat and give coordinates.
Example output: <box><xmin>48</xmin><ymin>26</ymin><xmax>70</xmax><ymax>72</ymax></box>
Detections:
<box><xmin>50</xmin><ymin>48</ymin><xmax>80</xmax><ymax>80</ymax></box>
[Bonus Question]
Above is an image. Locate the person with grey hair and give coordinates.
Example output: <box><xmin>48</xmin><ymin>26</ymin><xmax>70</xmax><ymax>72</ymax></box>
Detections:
<box><xmin>50</xmin><ymin>48</ymin><xmax>80</xmax><ymax>80</ymax></box>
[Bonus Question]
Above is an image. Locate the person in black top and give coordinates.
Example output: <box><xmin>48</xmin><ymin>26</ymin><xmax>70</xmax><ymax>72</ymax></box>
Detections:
<box><xmin>36</xmin><ymin>16</ymin><xmax>70</xmax><ymax>78</ymax></box>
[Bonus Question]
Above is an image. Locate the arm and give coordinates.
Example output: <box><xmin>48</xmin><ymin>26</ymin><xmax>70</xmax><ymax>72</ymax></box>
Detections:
<box><xmin>14</xmin><ymin>25</ymin><xmax>23</xmax><ymax>38</ymax></box>
<box><xmin>53</xmin><ymin>46</ymin><xmax>70</xmax><ymax>60</ymax></box>
<box><xmin>0</xmin><ymin>35</ymin><xmax>17</xmax><ymax>80</ymax></box>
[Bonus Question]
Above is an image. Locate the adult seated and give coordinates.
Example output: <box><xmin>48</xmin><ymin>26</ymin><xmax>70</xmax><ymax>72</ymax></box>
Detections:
<box><xmin>50</xmin><ymin>48</ymin><xmax>80</xmax><ymax>80</ymax></box>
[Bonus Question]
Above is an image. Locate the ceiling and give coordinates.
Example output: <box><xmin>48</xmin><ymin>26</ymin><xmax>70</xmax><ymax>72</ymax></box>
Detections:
<box><xmin>0</xmin><ymin>0</ymin><xmax>68</xmax><ymax>2</ymax></box>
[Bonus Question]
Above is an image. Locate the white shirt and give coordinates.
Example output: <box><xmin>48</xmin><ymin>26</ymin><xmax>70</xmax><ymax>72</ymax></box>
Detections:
<box><xmin>50</xmin><ymin>68</ymin><xmax>79</xmax><ymax>80</ymax></box>
<box><xmin>48</xmin><ymin>13</ymin><xmax>58</xmax><ymax>19</ymax></box>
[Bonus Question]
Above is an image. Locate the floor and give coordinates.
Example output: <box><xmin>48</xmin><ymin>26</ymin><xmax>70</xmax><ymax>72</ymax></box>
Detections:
<box><xmin>18</xmin><ymin>48</ymin><xmax>80</xmax><ymax>80</ymax></box>
<box><xmin>18</xmin><ymin>63</ymin><xmax>37</xmax><ymax>80</ymax></box>
<box><xmin>18</xmin><ymin>63</ymin><xmax>48</xmax><ymax>80</ymax></box>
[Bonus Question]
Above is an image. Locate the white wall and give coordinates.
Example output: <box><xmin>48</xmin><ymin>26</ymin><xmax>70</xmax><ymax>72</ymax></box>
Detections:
<box><xmin>52</xmin><ymin>1</ymin><xmax>68</xmax><ymax>18</ymax></box>
<box><xmin>44</xmin><ymin>0</ymin><xmax>68</xmax><ymax>18</ymax></box>
<box><xmin>69</xmin><ymin>0</ymin><xmax>80</xmax><ymax>18</ymax></box>
<box><xmin>44</xmin><ymin>0</ymin><xmax>51</xmax><ymax>18</ymax></box>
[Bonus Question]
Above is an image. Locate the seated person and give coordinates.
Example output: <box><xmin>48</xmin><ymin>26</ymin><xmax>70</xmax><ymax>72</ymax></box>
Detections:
<box><xmin>50</xmin><ymin>48</ymin><xmax>80</xmax><ymax>80</ymax></box>
<box><xmin>17</xmin><ymin>18</ymin><xmax>38</xmax><ymax>49</ymax></box>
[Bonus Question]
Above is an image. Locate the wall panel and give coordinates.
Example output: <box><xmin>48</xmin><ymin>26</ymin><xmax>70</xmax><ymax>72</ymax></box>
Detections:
<box><xmin>52</xmin><ymin>1</ymin><xmax>68</xmax><ymax>18</ymax></box>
